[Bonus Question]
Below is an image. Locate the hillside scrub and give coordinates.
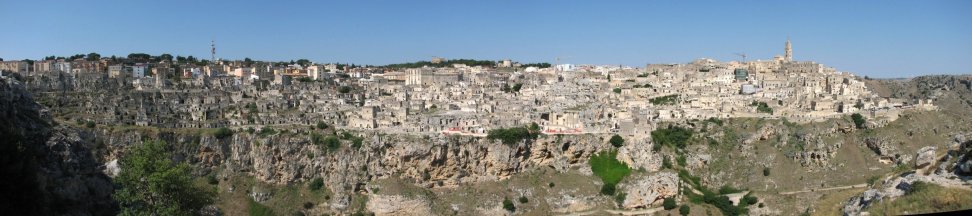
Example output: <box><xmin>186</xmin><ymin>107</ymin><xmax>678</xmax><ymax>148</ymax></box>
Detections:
<box><xmin>652</xmin><ymin>126</ymin><xmax>694</xmax><ymax>149</ymax></box>
<box><xmin>487</xmin><ymin>126</ymin><xmax>538</xmax><ymax>146</ymax></box>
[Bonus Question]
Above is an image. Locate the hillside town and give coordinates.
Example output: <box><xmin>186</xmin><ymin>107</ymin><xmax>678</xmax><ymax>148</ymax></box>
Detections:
<box><xmin>0</xmin><ymin>40</ymin><xmax>934</xmax><ymax>139</ymax></box>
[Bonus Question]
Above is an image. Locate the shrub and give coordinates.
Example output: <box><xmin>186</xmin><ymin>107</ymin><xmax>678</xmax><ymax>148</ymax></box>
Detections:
<box><xmin>213</xmin><ymin>127</ymin><xmax>234</xmax><ymax>139</ymax></box>
<box><xmin>486</xmin><ymin>126</ymin><xmax>537</xmax><ymax>146</ymax></box>
<box><xmin>676</xmin><ymin>155</ymin><xmax>687</xmax><ymax>167</ymax></box>
<box><xmin>502</xmin><ymin>197</ymin><xmax>516</xmax><ymax>212</ymax></box>
<box><xmin>257</xmin><ymin>127</ymin><xmax>276</xmax><ymax>137</ymax></box>
<box><xmin>751</xmin><ymin>101</ymin><xmax>773</xmax><ymax>114</ymax></box>
<box><xmin>206</xmin><ymin>175</ymin><xmax>219</xmax><ymax>185</ymax></box>
<box><xmin>652</xmin><ymin>126</ymin><xmax>693</xmax><ymax>149</ymax></box>
<box><xmin>663</xmin><ymin>197</ymin><xmax>677</xmax><ymax>210</ymax></box>
<box><xmin>85</xmin><ymin>121</ymin><xmax>95</xmax><ymax>128</ymax></box>
<box><xmin>549</xmin><ymin>182</ymin><xmax>555</xmax><ymax>188</ymax></box>
<box><xmin>743</xmin><ymin>195</ymin><xmax>758</xmax><ymax>205</ymax></box>
<box><xmin>649</xmin><ymin>94</ymin><xmax>679</xmax><ymax>105</ymax></box>
<box><xmin>308</xmin><ymin>178</ymin><xmax>324</xmax><ymax>191</ymax></box>
<box><xmin>614</xmin><ymin>192</ymin><xmax>627</xmax><ymax>205</ymax></box>
<box><xmin>518</xmin><ymin>196</ymin><xmax>529</xmax><ymax>203</ymax></box>
<box><xmin>351</xmin><ymin>137</ymin><xmax>364</xmax><ymax>149</ymax></box>
<box><xmin>322</xmin><ymin>136</ymin><xmax>340</xmax><ymax>151</ymax></box>
<box><xmin>609</xmin><ymin>134</ymin><xmax>625</xmax><ymax>147</ymax></box>
<box><xmin>303</xmin><ymin>202</ymin><xmax>314</xmax><ymax>209</ymax></box>
<box><xmin>718</xmin><ymin>185</ymin><xmax>743</xmax><ymax>195</ymax></box>
<box><xmin>851</xmin><ymin>113</ymin><xmax>866</xmax><ymax>129</ymax></box>
<box><xmin>600</xmin><ymin>183</ymin><xmax>617</xmax><ymax>195</ymax></box>
<box><xmin>662</xmin><ymin>156</ymin><xmax>673</xmax><ymax>169</ymax></box>
<box><xmin>867</xmin><ymin>175</ymin><xmax>881</xmax><ymax>185</ymax></box>
<box><xmin>337</xmin><ymin>86</ymin><xmax>352</xmax><ymax>93</ymax></box>
<box><xmin>613</xmin><ymin>88</ymin><xmax>622</xmax><ymax>94</ymax></box>
<box><xmin>679</xmin><ymin>204</ymin><xmax>690</xmax><ymax>215</ymax></box>
<box><xmin>316</xmin><ymin>122</ymin><xmax>328</xmax><ymax>129</ymax></box>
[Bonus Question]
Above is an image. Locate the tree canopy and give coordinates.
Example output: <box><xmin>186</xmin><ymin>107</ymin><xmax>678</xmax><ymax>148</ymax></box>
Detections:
<box><xmin>113</xmin><ymin>141</ymin><xmax>213</xmax><ymax>215</ymax></box>
<box><xmin>384</xmin><ymin>59</ymin><xmax>496</xmax><ymax>68</ymax></box>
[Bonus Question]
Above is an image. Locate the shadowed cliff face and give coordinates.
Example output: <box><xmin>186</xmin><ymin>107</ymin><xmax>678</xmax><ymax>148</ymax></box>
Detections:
<box><xmin>0</xmin><ymin>76</ymin><xmax>116</xmax><ymax>216</ymax></box>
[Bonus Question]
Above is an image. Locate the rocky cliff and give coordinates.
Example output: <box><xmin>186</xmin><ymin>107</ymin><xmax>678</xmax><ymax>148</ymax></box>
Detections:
<box><xmin>92</xmin><ymin>126</ymin><xmax>625</xmax><ymax>210</ymax></box>
<box><xmin>0</xmin><ymin>76</ymin><xmax>115</xmax><ymax>215</ymax></box>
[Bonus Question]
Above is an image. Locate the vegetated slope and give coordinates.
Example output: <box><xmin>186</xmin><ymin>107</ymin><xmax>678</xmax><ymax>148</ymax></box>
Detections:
<box><xmin>0</xmin><ymin>76</ymin><xmax>116</xmax><ymax>215</ymax></box>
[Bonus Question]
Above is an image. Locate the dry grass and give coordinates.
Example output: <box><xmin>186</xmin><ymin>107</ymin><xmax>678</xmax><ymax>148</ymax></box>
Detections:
<box><xmin>867</xmin><ymin>182</ymin><xmax>972</xmax><ymax>215</ymax></box>
<box><xmin>812</xmin><ymin>188</ymin><xmax>866</xmax><ymax>216</ymax></box>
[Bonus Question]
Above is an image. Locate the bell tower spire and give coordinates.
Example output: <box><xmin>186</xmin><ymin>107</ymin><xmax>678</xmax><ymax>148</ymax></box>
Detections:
<box><xmin>784</xmin><ymin>38</ymin><xmax>792</xmax><ymax>62</ymax></box>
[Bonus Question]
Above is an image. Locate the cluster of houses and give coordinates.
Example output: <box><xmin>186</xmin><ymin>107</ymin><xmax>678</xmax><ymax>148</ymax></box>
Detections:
<box><xmin>2</xmin><ymin>40</ymin><xmax>934</xmax><ymax>140</ymax></box>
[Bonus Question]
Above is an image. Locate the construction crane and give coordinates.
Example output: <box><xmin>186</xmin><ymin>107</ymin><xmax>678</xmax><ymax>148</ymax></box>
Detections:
<box><xmin>734</xmin><ymin>53</ymin><xmax>747</xmax><ymax>62</ymax></box>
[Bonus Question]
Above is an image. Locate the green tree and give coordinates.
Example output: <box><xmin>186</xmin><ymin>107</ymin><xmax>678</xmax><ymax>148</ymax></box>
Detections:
<box><xmin>613</xmin><ymin>88</ymin><xmax>622</xmax><ymax>94</ymax></box>
<box><xmin>213</xmin><ymin>127</ymin><xmax>234</xmax><ymax>139</ymax></box>
<box><xmin>114</xmin><ymin>141</ymin><xmax>213</xmax><ymax>215</ymax></box>
<box><xmin>502</xmin><ymin>197</ymin><xmax>516</xmax><ymax>212</ymax></box>
<box><xmin>296</xmin><ymin>59</ymin><xmax>311</xmax><ymax>67</ymax></box>
<box><xmin>308</xmin><ymin>177</ymin><xmax>324</xmax><ymax>191</ymax></box>
<box><xmin>609</xmin><ymin>134</ymin><xmax>625</xmax><ymax>147</ymax></box>
<box><xmin>663</xmin><ymin>197</ymin><xmax>677</xmax><ymax>210</ymax></box>
<box><xmin>338</xmin><ymin>86</ymin><xmax>352</xmax><ymax>93</ymax></box>
<box><xmin>851</xmin><ymin>113</ymin><xmax>866</xmax><ymax>129</ymax></box>
<box><xmin>679</xmin><ymin>205</ymin><xmax>690</xmax><ymax>216</ymax></box>
<box><xmin>159</xmin><ymin>53</ymin><xmax>173</xmax><ymax>62</ymax></box>
<box><xmin>86</xmin><ymin>52</ymin><xmax>101</xmax><ymax>61</ymax></box>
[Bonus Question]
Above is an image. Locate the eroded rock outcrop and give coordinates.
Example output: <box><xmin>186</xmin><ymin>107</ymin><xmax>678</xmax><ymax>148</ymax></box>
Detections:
<box><xmin>620</xmin><ymin>171</ymin><xmax>679</xmax><ymax>209</ymax></box>
<box><xmin>0</xmin><ymin>77</ymin><xmax>116</xmax><ymax>215</ymax></box>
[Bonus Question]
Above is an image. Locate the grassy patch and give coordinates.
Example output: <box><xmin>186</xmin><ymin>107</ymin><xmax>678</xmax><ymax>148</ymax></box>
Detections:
<box><xmin>248</xmin><ymin>198</ymin><xmax>273</xmax><ymax>216</ymax></box>
<box><xmin>589</xmin><ymin>150</ymin><xmax>631</xmax><ymax>195</ymax></box>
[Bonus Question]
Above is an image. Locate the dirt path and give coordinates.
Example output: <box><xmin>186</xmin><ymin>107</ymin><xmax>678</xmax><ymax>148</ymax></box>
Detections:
<box><xmin>778</xmin><ymin>183</ymin><xmax>868</xmax><ymax>195</ymax></box>
<box><xmin>604</xmin><ymin>207</ymin><xmax>665</xmax><ymax>215</ymax></box>
<box><xmin>556</xmin><ymin>210</ymin><xmax>602</xmax><ymax>216</ymax></box>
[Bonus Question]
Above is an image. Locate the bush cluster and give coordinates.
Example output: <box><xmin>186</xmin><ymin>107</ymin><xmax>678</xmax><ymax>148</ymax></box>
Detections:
<box><xmin>652</xmin><ymin>126</ymin><xmax>694</xmax><ymax>149</ymax></box>
<box><xmin>486</xmin><ymin>126</ymin><xmax>538</xmax><ymax>146</ymax></box>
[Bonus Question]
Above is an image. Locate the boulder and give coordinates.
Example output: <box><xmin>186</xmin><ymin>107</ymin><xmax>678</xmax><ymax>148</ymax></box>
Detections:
<box><xmin>914</xmin><ymin>146</ymin><xmax>937</xmax><ymax>168</ymax></box>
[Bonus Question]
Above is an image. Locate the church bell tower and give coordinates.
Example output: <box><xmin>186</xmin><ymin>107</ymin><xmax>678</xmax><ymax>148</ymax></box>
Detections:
<box><xmin>784</xmin><ymin>38</ymin><xmax>792</xmax><ymax>62</ymax></box>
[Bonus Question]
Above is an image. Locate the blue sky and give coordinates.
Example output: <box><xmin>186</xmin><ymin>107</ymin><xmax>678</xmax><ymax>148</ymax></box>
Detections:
<box><xmin>1</xmin><ymin>0</ymin><xmax>969</xmax><ymax>78</ymax></box>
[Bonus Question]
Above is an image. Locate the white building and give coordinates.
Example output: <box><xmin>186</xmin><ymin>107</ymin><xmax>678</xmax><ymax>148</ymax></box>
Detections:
<box><xmin>132</xmin><ymin>63</ymin><xmax>148</xmax><ymax>78</ymax></box>
<box><xmin>307</xmin><ymin>65</ymin><xmax>324</xmax><ymax>80</ymax></box>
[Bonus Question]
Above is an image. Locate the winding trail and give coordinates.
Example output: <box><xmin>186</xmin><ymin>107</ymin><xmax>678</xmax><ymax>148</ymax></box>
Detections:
<box><xmin>778</xmin><ymin>183</ymin><xmax>868</xmax><ymax>195</ymax></box>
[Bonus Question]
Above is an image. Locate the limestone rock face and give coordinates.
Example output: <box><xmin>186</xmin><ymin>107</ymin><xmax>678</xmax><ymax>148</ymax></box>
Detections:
<box><xmin>93</xmin><ymin>127</ymin><xmax>617</xmax><ymax>211</ymax></box>
<box><xmin>842</xmin><ymin>189</ymin><xmax>881</xmax><ymax>216</ymax></box>
<box><xmin>864</xmin><ymin>137</ymin><xmax>899</xmax><ymax>162</ymax></box>
<box><xmin>617</xmin><ymin>139</ymin><xmax>663</xmax><ymax>172</ymax></box>
<box><xmin>621</xmin><ymin>172</ymin><xmax>679</xmax><ymax>209</ymax></box>
<box><xmin>366</xmin><ymin>195</ymin><xmax>433</xmax><ymax>216</ymax></box>
<box><xmin>914</xmin><ymin>146</ymin><xmax>937</xmax><ymax>168</ymax></box>
<box><xmin>0</xmin><ymin>77</ymin><xmax>116</xmax><ymax>215</ymax></box>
